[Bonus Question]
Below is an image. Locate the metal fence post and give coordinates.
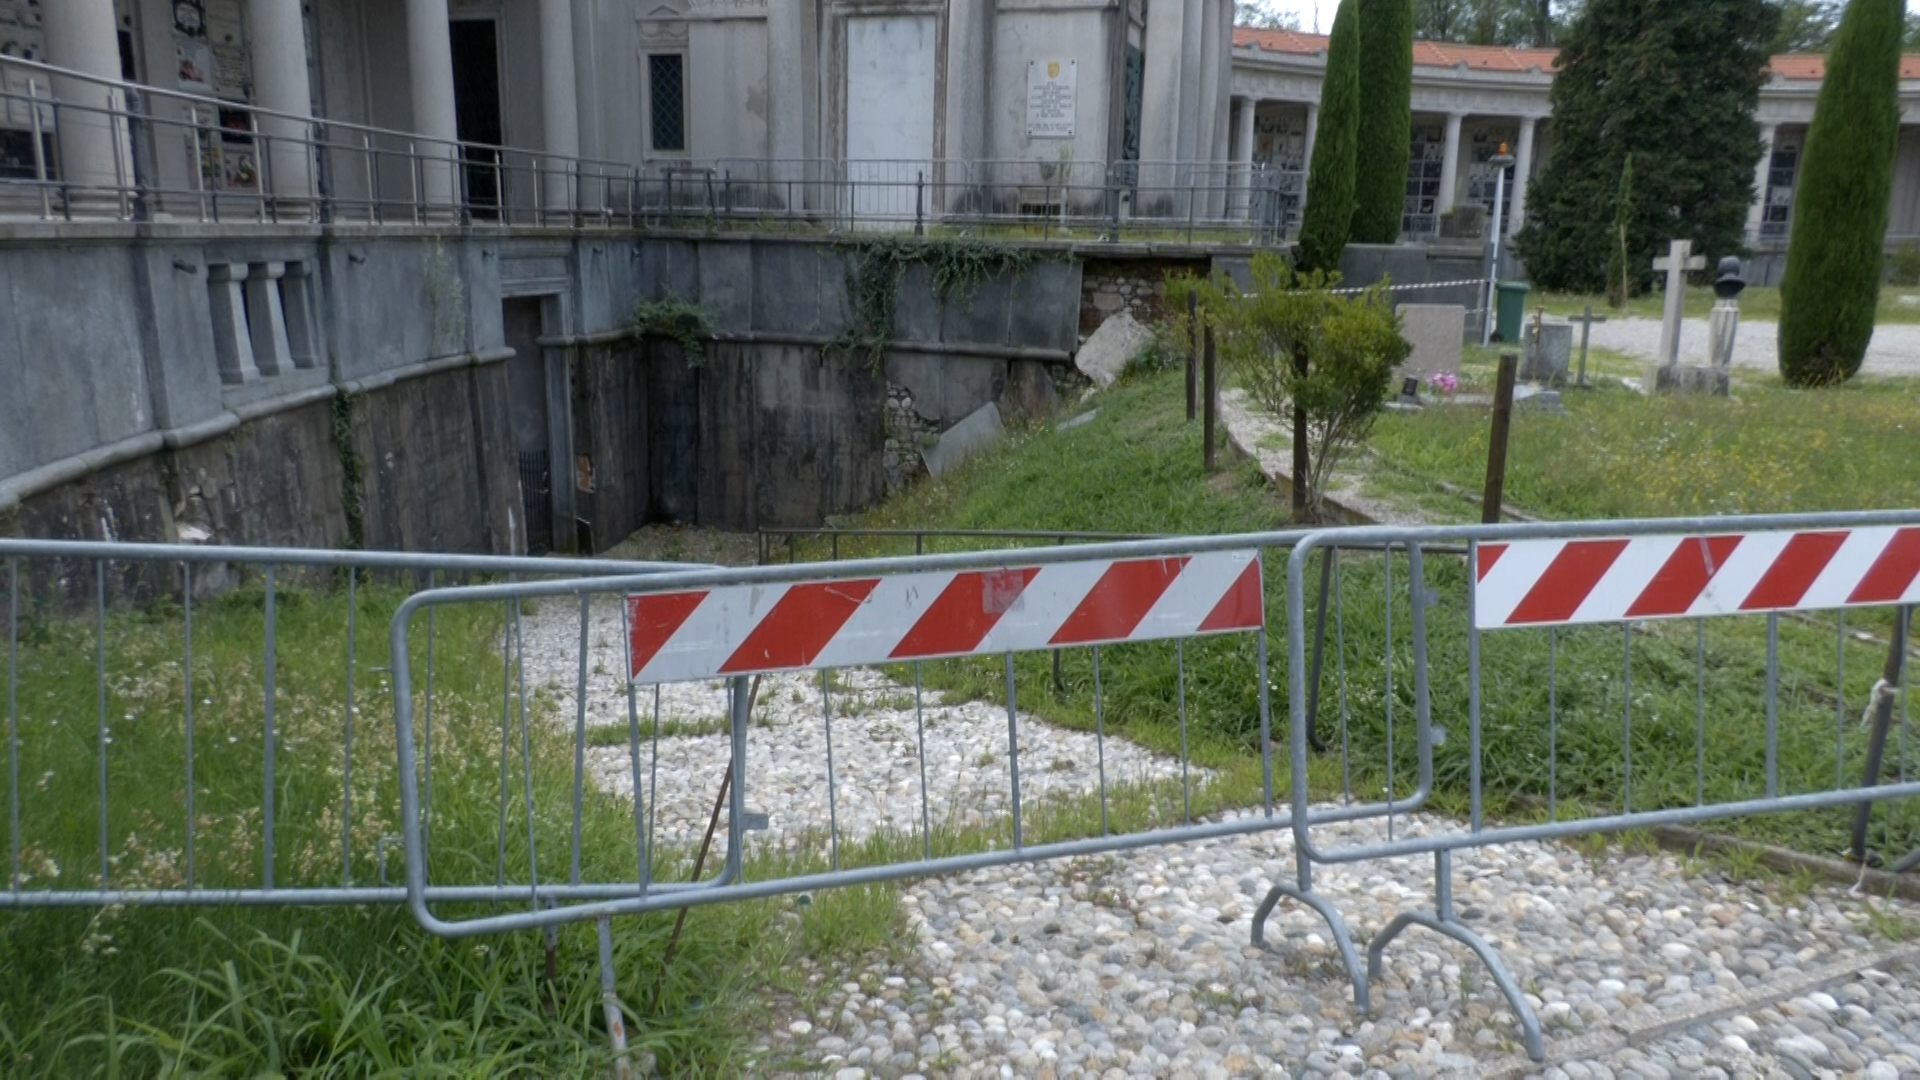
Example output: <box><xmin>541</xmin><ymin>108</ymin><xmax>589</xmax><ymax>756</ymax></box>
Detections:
<box><xmin>1202</xmin><ymin>326</ymin><xmax>1218</xmax><ymax>471</ymax></box>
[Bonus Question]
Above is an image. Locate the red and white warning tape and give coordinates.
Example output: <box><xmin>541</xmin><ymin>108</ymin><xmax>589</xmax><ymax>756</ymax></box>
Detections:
<box><xmin>1475</xmin><ymin>527</ymin><xmax>1920</xmax><ymax>629</ymax></box>
<box><xmin>627</xmin><ymin>551</ymin><xmax>1265</xmax><ymax>684</ymax></box>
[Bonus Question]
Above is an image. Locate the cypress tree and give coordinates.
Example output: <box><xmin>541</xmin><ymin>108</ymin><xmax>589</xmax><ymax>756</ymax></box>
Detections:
<box><xmin>1777</xmin><ymin>0</ymin><xmax>1903</xmax><ymax>387</ymax></box>
<box><xmin>1296</xmin><ymin>0</ymin><xmax>1361</xmax><ymax>273</ymax></box>
<box><xmin>1514</xmin><ymin>0</ymin><xmax>1777</xmax><ymax>293</ymax></box>
<box><xmin>1352</xmin><ymin>0</ymin><xmax>1415</xmax><ymax>243</ymax></box>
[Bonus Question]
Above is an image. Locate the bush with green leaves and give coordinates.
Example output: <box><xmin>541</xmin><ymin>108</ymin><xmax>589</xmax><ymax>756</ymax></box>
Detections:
<box><xmin>1778</xmin><ymin>0</ymin><xmax>1904</xmax><ymax>387</ymax></box>
<box><xmin>1294</xmin><ymin>0</ymin><xmax>1361</xmax><ymax>273</ymax></box>
<box><xmin>633</xmin><ymin>293</ymin><xmax>717</xmax><ymax>367</ymax></box>
<box><xmin>1190</xmin><ymin>253</ymin><xmax>1408</xmax><ymax>521</ymax></box>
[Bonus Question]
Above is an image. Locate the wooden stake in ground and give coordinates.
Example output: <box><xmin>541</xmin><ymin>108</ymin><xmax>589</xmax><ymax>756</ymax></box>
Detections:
<box><xmin>1483</xmin><ymin>351</ymin><xmax>1519</xmax><ymax>524</ymax></box>
<box><xmin>1186</xmin><ymin>291</ymin><xmax>1199</xmax><ymax>421</ymax></box>
<box><xmin>1202</xmin><ymin>327</ymin><xmax>1218</xmax><ymax>471</ymax></box>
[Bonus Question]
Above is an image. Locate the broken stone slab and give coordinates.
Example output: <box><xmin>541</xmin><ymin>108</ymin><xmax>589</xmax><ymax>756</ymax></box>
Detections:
<box><xmin>1057</xmin><ymin>409</ymin><xmax>1098</xmax><ymax>432</ymax></box>
<box><xmin>922</xmin><ymin>402</ymin><xmax>1005</xmax><ymax>478</ymax></box>
<box><xmin>1075</xmin><ymin>311</ymin><xmax>1155</xmax><ymax>389</ymax></box>
<box><xmin>1651</xmin><ymin>364</ymin><xmax>1730</xmax><ymax>396</ymax></box>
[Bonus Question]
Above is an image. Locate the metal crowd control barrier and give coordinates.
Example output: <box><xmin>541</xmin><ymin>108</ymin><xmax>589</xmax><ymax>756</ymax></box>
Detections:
<box><xmin>1261</xmin><ymin>511</ymin><xmax>1920</xmax><ymax>1062</ymax></box>
<box><xmin>388</xmin><ymin>536</ymin><xmax>1322</xmax><ymax>937</ymax></box>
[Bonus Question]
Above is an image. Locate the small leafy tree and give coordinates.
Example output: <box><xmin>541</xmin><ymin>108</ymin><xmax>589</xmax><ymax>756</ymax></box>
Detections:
<box><xmin>1352</xmin><ymin>0</ymin><xmax>1415</xmax><ymax>244</ymax></box>
<box><xmin>1777</xmin><ymin>0</ymin><xmax>1903</xmax><ymax>387</ymax></box>
<box><xmin>1295</xmin><ymin>0</ymin><xmax>1361</xmax><ymax>273</ymax></box>
<box><xmin>1194</xmin><ymin>253</ymin><xmax>1407</xmax><ymax>521</ymax></box>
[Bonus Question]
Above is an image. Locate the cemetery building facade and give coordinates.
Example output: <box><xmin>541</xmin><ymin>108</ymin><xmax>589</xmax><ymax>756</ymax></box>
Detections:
<box><xmin>1230</xmin><ymin>26</ymin><xmax>1920</xmax><ymax>271</ymax></box>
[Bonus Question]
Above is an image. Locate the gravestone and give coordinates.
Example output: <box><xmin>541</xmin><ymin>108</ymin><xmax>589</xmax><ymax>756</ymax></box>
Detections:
<box><xmin>1655</xmin><ymin>256</ymin><xmax>1743</xmax><ymax>395</ymax></box>
<box><xmin>1395</xmin><ymin>303</ymin><xmax>1466</xmax><ymax>382</ymax></box>
<box><xmin>1519</xmin><ymin>321</ymin><xmax>1573</xmax><ymax>385</ymax></box>
<box><xmin>1651</xmin><ymin>239</ymin><xmax>1705</xmax><ymax>368</ymax></box>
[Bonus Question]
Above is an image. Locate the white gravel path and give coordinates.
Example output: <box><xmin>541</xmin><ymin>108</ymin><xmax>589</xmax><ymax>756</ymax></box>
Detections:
<box><xmin>520</xmin><ymin>591</ymin><xmax>1920</xmax><ymax>1078</ymax></box>
<box><xmin>1584</xmin><ymin>316</ymin><xmax>1920</xmax><ymax>377</ymax></box>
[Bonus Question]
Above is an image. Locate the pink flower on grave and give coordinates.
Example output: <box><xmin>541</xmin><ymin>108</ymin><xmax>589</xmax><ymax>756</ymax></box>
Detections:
<box><xmin>1426</xmin><ymin>372</ymin><xmax>1458</xmax><ymax>396</ymax></box>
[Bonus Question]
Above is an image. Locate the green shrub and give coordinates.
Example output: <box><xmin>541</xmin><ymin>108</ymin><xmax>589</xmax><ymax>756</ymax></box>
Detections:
<box><xmin>1191</xmin><ymin>252</ymin><xmax>1408</xmax><ymax>520</ymax></box>
<box><xmin>1294</xmin><ymin>0</ymin><xmax>1360</xmax><ymax>273</ymax></box>
<box><xmin>1351</xmin><ymin>0</ymin><xmax>1415</xmax><ymax>244</ymax></box>
<box><xmin>1778</xmin><ymin>0</ymin><xmax>1904</xmax><ymax>386</ymax></box>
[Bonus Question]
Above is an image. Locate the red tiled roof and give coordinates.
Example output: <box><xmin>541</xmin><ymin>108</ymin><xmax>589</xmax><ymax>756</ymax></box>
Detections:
<box><xmin>1231</xmin><ymin>26</ymin><xmax>1920</xmax><ymax>80</ymax></box>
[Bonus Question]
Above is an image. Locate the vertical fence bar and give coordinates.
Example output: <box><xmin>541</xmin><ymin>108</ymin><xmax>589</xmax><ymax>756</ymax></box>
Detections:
<box><xmin>1766</xmin><ymin>613</ymin><xmax>1780</xmax><ymax>798</ymax></box>
<box><xmin>1837</xmin><ymin>613</ymin><xmax>1848</xmax><ymax>791</ymax></box>
<box><xmin>1177</xmin><ymin>641</ymin><xmax>1192</xmax><ymax>824</ymax></box>
<box><xmin>645</xmin><ymin>685</ymin><xmax>661</xmax><ymax>888</ymax></box>
<box><xmin>262</xmin><ymin>564</ymin><xmax>277</xmax><ymax>889</ymax></box>
<box><xmin>622</xmin><ymin>607</ymin><xmax>647</xmax><ymax>887</ymax></box>
<box><xmin>342</xmin><ymin>571</ymin><xmax>356</xmax><ymax>884</ymax></box>
<box><xmin>497</xmin><ymin>595</ymin><xmax>516</xmax><ymax>884</ymax></box>
<box><xmin>914</xmin><ymin>662</ymin><xmax>933</xmax><ymax>860</ymax></box>
<box><xmin>519</xmin><ymin>603</ymin><xmax>539</xmax><ymax>902</ymax></box>
<box><xmin>1696</xmin><ymin>619</ymin><xmax>1707</xmax><ymax>807</ymax></box>
<box><xmin>7</xmin><ymin>553</ymin><xmax>17</xmax><ymax>891</ymax></box>
<box><xmin>1257</xmin><ymin>626</ymin><xmax>1274</xmax><ymax>818</ymax></box>
<box><xmin>1006</xmin><ymin>653</ymin><xmax>1023</xmax><ymax>850</ymax></box>
<box><xmin>1386</xmin><ymin>547</ymin><xmax>1397</xmax><ymax>836</ymax></box>
<box><xmin>423</xmin><ymin>571</ymin><xmax>436</xmax><ymax>865</ymax></box>
<box><xmin>821</xmin><ymin>670</ymin><xmax>842</xmax><ymax>871</ymax></box>
<box><xmin>1622</xmin><ymin>622</ymin><xmax>1633</xmax><ymax>814</ymax></box>
<box><xmin>97</xmin><ymin>562</ymin><xmax>109</xmax><ymax>889</ymax></box>
<box><xmin>1466</xmin><ymin>542</ymin><xmax>1482</xmax><ymax>833</ymax></box>
<box><xmin>26</xmin><ymin>82</ymin><xmax>51</xmax><ymax>220</ymax></box>
<box><xmin>1335</xmin><ymin>553</ymin><xmax>1351</xmax><ymax>805</ymax></box>
<box><xmin>572</xmin><ymin>596</ymin><xmax>591</xmax><ymax>889</ymax></box>
<box><xmin>183</xmin><ymin>564</ymin><xmax>194</xmax><ymax>888</ymax></box>
<box><xmin>1547</xmin><ymin>627</ymin><xmax>1558</xmax><ymax>822</ymax></box>
<box><xmin>1093</xmin><ymin>646</ymin><xmax>1110</xmax><ymax>835</ymax></box>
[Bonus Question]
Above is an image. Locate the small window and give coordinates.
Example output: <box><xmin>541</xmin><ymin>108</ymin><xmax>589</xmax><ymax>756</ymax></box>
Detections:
<box><xmin>649</xmin><ymin>54</ymin><xmax>686</xmax><ymax>153</ymax></box>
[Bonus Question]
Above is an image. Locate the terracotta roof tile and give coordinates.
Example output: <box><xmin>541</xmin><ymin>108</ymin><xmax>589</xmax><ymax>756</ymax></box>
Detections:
<box><xmin>1232</xmin><ymin>27</ymin><xmax>1920</xmax><ymax>81</ymax></box>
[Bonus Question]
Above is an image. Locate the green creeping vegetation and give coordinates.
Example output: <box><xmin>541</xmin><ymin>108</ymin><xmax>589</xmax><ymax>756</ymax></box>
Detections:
<box><xmin>329</xmin><ymin>390</ymin><xmax>366</xmax><ymax>552</ymax></box>
<box><xmin>1367</xmin><ymin>353</ymin><xmax>1920</xmax><ymax>520</ymax></box>
<box><xmin>827</xmin><ymin>237</ymin><xmax>1039</xmax><ymax>374</ymax></box>
<box><xmin>849</xmin><ymin>366</ymin><xmax>1920</xmax><ymax>860</ymax></box>
<box><xmin>632</xmin><ymin>294</ymin><xmax>718</xmax><ymax>367</ymax></box>
<box><xmin>0</xmin><ymin>581</ymin><xmax>901</xmax><ymax>1076</ymax></box>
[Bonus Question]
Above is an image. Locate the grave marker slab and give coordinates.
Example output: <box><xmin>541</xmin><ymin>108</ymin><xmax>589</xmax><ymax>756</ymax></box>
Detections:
<box><xmin>1395</xmin><ymin>303</ymin><xmax>1466</xmax><ymax>382</ymax></box>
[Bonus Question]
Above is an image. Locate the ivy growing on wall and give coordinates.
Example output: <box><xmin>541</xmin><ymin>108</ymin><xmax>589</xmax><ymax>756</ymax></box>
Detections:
<box><xmin>330</xmin><ymin>389</ymin><xmax>366</xmax><ymax>551</ymax></box>
<box><xmin>633</xmin><ymin>293</ymin><xmax>718</xmax><ymax>367</ymax></box>
<box><xmin>826</xmin><ymin>237</ymin><xmax>1041</xmax><ymax>373</ymax></box>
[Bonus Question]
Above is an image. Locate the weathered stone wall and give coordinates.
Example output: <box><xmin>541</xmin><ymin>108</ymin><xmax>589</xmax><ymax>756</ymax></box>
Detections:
<box><xmin>1079</xmin><ymin>257</ymin><xmax>1209</xmax><ymax>337</ymax></box>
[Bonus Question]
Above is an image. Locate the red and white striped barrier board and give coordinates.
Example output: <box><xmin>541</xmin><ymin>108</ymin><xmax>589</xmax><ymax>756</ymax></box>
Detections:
<box><xmin>627</xmin><ymin>551</ymin><xmax>1264</xmax><ymax>684</ymax></box>
<box><xmin>1475</xmin><ymin>527</ymin><xmax>1920</xmax><ymax>630</ymax></box>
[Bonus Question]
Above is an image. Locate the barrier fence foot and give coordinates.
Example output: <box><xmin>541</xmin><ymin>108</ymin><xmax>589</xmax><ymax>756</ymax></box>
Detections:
<box><xmin>1367</xmin><ymin>853</ymin><xmax>1545</xmax><ymax>1062</ymax></box>
<box><xmin>1251</xmin><ymin>882</ymin><xmax>1369</xmax><ymax>1013</ymax></box>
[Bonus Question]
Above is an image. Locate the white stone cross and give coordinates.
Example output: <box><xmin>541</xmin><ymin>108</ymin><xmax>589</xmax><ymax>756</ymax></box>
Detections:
<box><xmin>1652</xmin><ymin>239</ymin><xmax>1707</xmax><ymax>366</ymax></box>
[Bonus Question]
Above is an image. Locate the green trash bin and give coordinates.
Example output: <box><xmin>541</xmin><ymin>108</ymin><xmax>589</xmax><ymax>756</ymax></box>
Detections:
<box><xmin>1494</xmin><ymin>281</ymin><xmax>1531</xmax><ymax>343</ymax></box>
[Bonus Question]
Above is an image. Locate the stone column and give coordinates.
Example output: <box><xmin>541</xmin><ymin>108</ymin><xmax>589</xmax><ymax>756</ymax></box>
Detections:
<box><xmin>539</xmin><ymin>0</ymin><xmax>580</xmax><ymax>212</ymax></box>
<box><xmin>1298</xmin><ymin>103</ymin><xmax>1318</xmax><ymax>222</ymax></box>
<box><xmin>1438</xmin><ymin>112</ymin><xmax>1464</xmax><ymax>213</ymax></box>
<box><xmin>1748</xmin><ymin>123</ymin><xmax>1777</xmax><ymax>242</ymax></box>
<box><xmin>250</xmin><ymin>0</ymin><xmax>316</xmax><ymax>206</ymax></box>
<box><xmin>406</xmin><ymin>0</ymin><xmax>460</xmax><ymax>209</ymax></box>
<box><xmin>769</xmin><ymin>0</ymin><xmax>808</xmax><ymax>182</ymax></box>
<box><xmin>41</xmin><ymin>0</ymin><xmax>127</xmax><ymax>195</ymax></box>
<box><xmin>1233</xmin><ymin>97</ymin><xmax>1258</xmax><ymax>219</ymax></box>
<box><xmin>1176</xmin><ymin>0</ymin><xmax>1205</xmax><ymax>165</ymax></box>
<box><xmin>1137</xmin><ymin>0</ymin><xmax>1188</xmax><ymax>208</ymax></box>
<box><xmin>1508</xmin><ymin>116</ymin><xmax>1537</xmax><ymax>235</ymax></box>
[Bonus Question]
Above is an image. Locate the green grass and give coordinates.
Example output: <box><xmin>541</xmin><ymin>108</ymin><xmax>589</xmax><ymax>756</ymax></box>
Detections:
<box><xmin>1369</xmin><ymin>352</ymin><xmax>1920</xmax><ymax>519</ymax></box>
<box><xmin>844</xmin><ymin>365</ymin><xmax>1920</xmax><ymax>861</ymax></box>
<box><xmin>1529</xmin><ymin>284</ymin><xmax>1920</xmax><ymax>325</ymax></box>
<box><xmin>0</xmin><ymin>579</ymin><xmax>887</xmax><ymax>1076</ymax></box>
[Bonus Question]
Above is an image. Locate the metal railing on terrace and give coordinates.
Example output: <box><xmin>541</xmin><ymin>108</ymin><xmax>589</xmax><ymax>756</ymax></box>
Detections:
<box><xmin>0</xmin><ymin>54</ymin><xmax>1301</xmax><ymax>242</ymax></box>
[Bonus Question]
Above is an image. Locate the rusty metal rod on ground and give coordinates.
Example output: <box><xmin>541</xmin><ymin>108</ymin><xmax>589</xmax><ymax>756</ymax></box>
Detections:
<box><xmin>1186</xmin><ymin>291</ymin><xmax>1199</xmax><ymax>421</ymax></box>
<box><xmin>1483</xmin><ymin>351</ymin><xmax>1519</xmax><ymax>524</ymax></box>
<box><xmin>1851</xmin><ymin>607</ymin><xmax>1914</xmax><ymax>864</ymax></box>
<box><xmin>1203</xmin><ymin>327</ymin><xmax>1218</xmax><ymax>471</ymax></box>
<box><xmin>654</xmin><ymin>675</ymin><xmax>760</xmax><ymax>1006</ymax></box>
